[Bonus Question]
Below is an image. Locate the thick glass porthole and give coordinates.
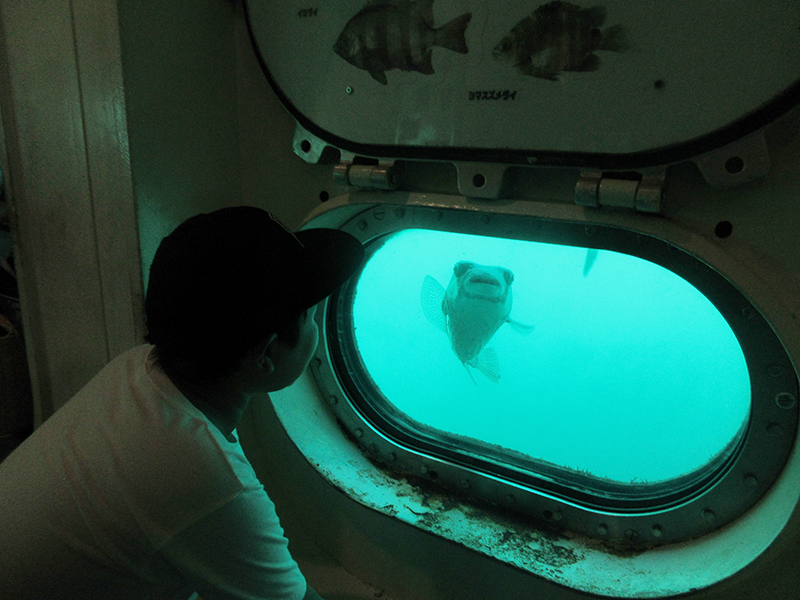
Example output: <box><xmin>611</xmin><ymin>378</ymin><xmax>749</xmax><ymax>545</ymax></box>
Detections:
<box><xmin>353</xmin><ymin>228</ymin><xmax>749</xmax><ymax>484</ymax></box>
<box><xmin>313</xmin><ymin>205</ymin><xmax>798</xmax><ymax>546</ymax></box>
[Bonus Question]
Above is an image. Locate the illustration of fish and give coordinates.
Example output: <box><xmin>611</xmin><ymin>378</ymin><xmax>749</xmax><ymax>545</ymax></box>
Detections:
<box><xmin>492</xmin><ymin>1</ymin><xmax>628</xmax><ymax>81</ymax></box>
<box><xmin>421</xmin><ymin>261</ymin><xmax>535</xmax><ymax>383</ymax></box>
<box><xmin>334</xmin><ymin>0</ymin><xmax>472</xmax><ymax>85</ymax></box>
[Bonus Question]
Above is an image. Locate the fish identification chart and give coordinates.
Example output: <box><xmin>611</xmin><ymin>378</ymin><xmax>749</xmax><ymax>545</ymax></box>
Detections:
<box><xmin>247</xmin><ymin>1</ymin><xmax>800</xmax><ymax>159</ymax></box>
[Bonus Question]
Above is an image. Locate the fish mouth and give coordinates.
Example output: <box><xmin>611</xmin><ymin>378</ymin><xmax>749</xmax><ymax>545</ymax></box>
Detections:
<box><xmin>462</xmin><ymin>273</ymin><xmax>506</xmax><ymax>301</ymax></box>
<box><xmin>468</xmin><ymin>274</ymin><xmax>501</xmax><ymax>287</ymax></box>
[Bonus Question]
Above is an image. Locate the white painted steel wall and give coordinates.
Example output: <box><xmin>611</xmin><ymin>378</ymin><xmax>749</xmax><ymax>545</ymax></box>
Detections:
<box><xmin>2</xmin><ymin>1</ymin><xmax>800</xmax><ymax>599</ymax></box>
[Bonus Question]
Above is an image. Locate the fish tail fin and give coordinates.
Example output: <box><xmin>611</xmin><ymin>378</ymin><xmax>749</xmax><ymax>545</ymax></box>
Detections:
<box><xmin>583</xmin><ymin>248</ymin><xmax>599</xmax><ymax>277</ymax></box>
<box><xmin>435</xmin><ymin>12</ymin><xmax>472</xmax><ymax>54</ymax></box>
<box><xmin>600</xmin><ymin>24</ymin><xmax>629</xmax><ymax>53</ymax></box>
<box><xmin>464</xmin><ymin>363</ymin><xmax>479</xmax><ymax>386</ymax></box>
<box><xmin>508</xmin><ymin>319</ymin><xmax>535</xmax><ymax>335</ymax></box>
<box><xmin>472</xmin><ymin>347</ymin><xmax>501</xmax><ymax>383</ymax></box>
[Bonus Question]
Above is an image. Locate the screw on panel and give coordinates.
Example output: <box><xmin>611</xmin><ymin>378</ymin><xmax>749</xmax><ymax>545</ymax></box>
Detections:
<box><xmin>460</xmin><ymin>479</ymin><xmax>470</xmax><ymax>490</ymax></box>
<box><xmin>373</xmin><ymin>207</ymin><xmax>386</xmax><ymax>220</ymax></box>
<box><xmin>767</xmin><ymin>364</ymin><xmax>784</xmax><ymax>378</ymax></box>
<box><xmin>767</xmin><ymin>422</ymin><xmax>784</xmax><ymax>437</ymax></box>
<box><xmin>702</xmin><ymin>509</ymin><xmax>716</xmax><ymax>523</ymax></box>
<box><xmin>395</xmin><ymin>207</ymin><xmax>406</xmax><ymax>219</ymax></box>
<box><xmin>624</xmin><ymin>529</ymin><xmax>639</xmax><ymax>542</ymax></box>
<box><xmin>329</xmin><ymin>395</ymin><xmax>339</xmax><ymax>406</ymax></box>
<box><xmin>357</xmin><ymin>220</ymin><xmax>368</xmax><ymax>231</ymax></box>
<box><xmin>355</xmin><ymin>428</ymin><xmax>364</xmax><ymax>438</ymax></box>
<box><xmin>420</xmin><ymin>465</ymin><xmax>429</xmax><ymax>475</ymax></box>
<box><xmin>714</xmin><ymin>221</ymin><xmax>733</xmax><ymax>238</ymax></box>
<box><xmin>776</xmin><ymin>392</ymin><xmax>797</xmax><ymax>409</ymax></box>
<box><xmin>312</xmin><ymin>357</ymin><xmax>322</xmax><ymax>368</ymax></box>
<box><xmin>725</xmin><ymin>157</ymin><xmax>745</xmax><ymax>174</ymax></box>
<box><xmin>346</xmin><ymin>86</ymin><xmax>354</xmax><ymax>94</ymax></box>
<box><xmin>369</xmin><ymin>443</ymin><xmax>379</xmax><ymax>454</ymax></box>
<box><xmin>387</xmin><ymin>452</ymin><xmax>397</xmax><ymax>462</ymax></box>
<box><xmin>597</xmin><ymin>524</ymin><xmax>608</xmax><ymax>536</ymax></box>
<box><xmin>744</xmin><ymin>474</ymin><xmax>759</xmax><ymax>488</ymax></box>
<box><xmin>652</xmin><ymin>525</ymin><xmax>663</xmax><ymax>538</ymax></box>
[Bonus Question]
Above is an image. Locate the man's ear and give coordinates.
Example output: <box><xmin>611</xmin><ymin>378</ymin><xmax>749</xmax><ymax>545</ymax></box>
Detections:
<box><xmin>254</xmin><ymin>333</ymin><xmax>278</xmax><ymax>373</ymax></box>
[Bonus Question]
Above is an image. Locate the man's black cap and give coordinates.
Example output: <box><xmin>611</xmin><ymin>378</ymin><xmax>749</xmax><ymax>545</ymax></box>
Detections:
<box><xmin>145</xmin><ymin>206</ymin><xmax>364</xmax><ymax>354</ymax></box>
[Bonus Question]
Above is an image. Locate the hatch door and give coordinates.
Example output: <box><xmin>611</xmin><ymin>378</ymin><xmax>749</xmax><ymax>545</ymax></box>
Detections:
<box><xmin>246</xmin><ymin>0</ymin><xmax>800</xmax><ymax>172</ymax></box>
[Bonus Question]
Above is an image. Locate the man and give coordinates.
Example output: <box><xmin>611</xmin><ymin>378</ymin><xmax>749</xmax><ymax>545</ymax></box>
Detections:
<box><xmin>0</xmin><ymin>206</ymin><xmax>364</xmax><ymax>599</ymax></box>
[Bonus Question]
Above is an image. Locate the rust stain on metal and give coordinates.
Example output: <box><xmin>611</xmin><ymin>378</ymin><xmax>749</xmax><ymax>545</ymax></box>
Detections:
<box><xmin>319</xmin><ymin>435</ymin><xmax>655</xmax><ymax>578</ymax></box>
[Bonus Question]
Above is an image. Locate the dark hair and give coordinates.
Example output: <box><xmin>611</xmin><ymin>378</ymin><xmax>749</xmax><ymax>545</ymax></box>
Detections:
<box><xmin>144</xmin><ymin>207</ymin><xmax>362</xmax><ymax>382</ymax></box>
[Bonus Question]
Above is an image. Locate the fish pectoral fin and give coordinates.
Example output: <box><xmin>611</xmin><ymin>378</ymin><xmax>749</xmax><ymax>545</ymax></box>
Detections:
<box><xmin>421</xmin><ymin>275</ymin><xmax>447</xmax><ymax>333</ymax></box>
<box><xmin>519</xmin><ymin>62</ymin><xmax>559</xmax><ymax>80</ymax></box>
<box><xmin>463</xmin><ymin>362</ymin><xmax>479</xmax><ymax>386</ymax></box>
<box><xmin>529</xmin><ymin>47</ymin><xmax>554</xmax><ymax>69</ymax></box>
<box><xmin>368</xmin><ymin>70</ymin><xmax>388</xmax><ymax>85</ymax></box>
<box><xmin>507</xmin><ymin>319</ymin><xmax>535</xmax><ymax>335</ymax></box>
<box><xmin>471</xmin><ymin>347</ymin><xmax>501</xmax><ymax>383</ymax></box>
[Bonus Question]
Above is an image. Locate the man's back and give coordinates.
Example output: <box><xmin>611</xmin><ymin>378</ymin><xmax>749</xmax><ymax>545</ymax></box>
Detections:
<box><xmin>0</xmin><ymin>345</ymin><xmax>306</xmax><ymax>600</ymax></box>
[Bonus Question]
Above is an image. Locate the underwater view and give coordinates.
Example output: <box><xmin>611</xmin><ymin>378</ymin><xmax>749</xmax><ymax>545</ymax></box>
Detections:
<box><xmin>351</xmin><ymin>229</ymin><xmax>751</xmax><ymax>484</ymax></box>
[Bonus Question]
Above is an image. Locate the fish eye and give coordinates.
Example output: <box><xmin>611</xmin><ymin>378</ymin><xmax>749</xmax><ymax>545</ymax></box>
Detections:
<box><xmin>503</xmin><ymin>270</ymin><xmax>514</xmax><ymax>286</ymax></box>
<box><xmin>453</xmin><ymin>261</ymin><xmax>473</xmax><ymax>277</ymax></box>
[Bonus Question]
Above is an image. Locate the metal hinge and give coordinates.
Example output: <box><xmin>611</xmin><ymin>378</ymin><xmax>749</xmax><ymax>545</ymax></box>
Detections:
<box><xmin>575</xmin><ymin>171</ymin><xmax>664</xmax><ymax>214</ymax></box>
<box><xmin>333</xmin><ymin>157</ymin><xmax>400</xmax><ymax>190</ymax></box>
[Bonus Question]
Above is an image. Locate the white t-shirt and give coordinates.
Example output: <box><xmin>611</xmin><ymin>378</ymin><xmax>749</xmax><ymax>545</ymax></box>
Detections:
<box><xmin>0</xmin><ymin>345</ymin><xmax>307</xmax><ymax>600</ymax></box>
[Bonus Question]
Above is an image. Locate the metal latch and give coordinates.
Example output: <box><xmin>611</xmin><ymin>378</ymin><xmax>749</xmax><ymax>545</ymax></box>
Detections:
<box><xmin>575</xmin><ymin>171</ymin><xmax>664</xmax><ymax>214</ymax></box>
<box><xmin>333</xmin><ymin>159</ymin><xmax>400</xmax><ymax>190</ymax></box>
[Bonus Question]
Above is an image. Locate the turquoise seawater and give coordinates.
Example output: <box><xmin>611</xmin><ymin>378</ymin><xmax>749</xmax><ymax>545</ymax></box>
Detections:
<box><xmin>351</xmin><ymin>229</ymin><xmax>751</xmax><ymax>484</ymax></box>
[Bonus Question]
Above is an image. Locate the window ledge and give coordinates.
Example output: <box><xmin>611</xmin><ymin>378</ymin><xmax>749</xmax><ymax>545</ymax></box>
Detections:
<box><xmin>270</xmin><ymin>369</ymin><xmax>800</xmax><ymax>598</ymax></box>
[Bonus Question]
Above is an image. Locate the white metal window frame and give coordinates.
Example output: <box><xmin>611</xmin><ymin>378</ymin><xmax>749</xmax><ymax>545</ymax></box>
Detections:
<box><xmin>310</xmin><ymin>200</ymin><xmax>798</xmax><ymax>547</ymax></box>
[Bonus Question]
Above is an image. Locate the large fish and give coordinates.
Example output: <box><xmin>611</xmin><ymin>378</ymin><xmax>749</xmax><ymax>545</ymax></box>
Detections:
<box><xmin>334</xmin><ymin>0</ymin><xmax>472</xmax><ymax>85</ymax></box>
<box><xmin>421</xmin><ymin>261</ymin><xmax>534</xmax><ymax>383</ymax></box>
<box><xmin>492</xmin><ymin>1</ymin><xmax>628</xmax><ymax>81</ymax></box>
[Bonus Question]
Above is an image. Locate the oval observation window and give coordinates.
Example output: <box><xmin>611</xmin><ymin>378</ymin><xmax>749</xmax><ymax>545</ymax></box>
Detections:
<box><xmin>352</xmin><ymin>229</ymin><xmax>748</xmax><ymax>485</ymax></box>
<box><xmin>315</xmin><ymin>206</ymin><xmax>798</xmax><ymax>546</ymax></box>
